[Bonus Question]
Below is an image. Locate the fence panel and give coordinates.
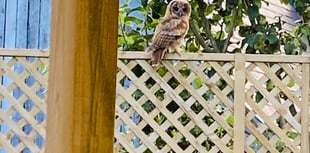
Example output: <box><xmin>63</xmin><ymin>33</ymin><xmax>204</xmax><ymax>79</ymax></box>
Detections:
<box><xmin>115</xmin><ymin>52</ymin><xmax>310</xmax><ymax>153</ymax></box>
<box><xmin>0</xmin><ymin>50</ymin><xmax>49</xmax><ymax>153</ymax></box>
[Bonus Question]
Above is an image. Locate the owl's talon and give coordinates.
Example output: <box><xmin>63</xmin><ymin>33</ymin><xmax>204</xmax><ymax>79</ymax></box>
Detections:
<box><xmin>172</xmin><ymin>49</ymin><xmax>182</xmax><ymax>56</ymax></box>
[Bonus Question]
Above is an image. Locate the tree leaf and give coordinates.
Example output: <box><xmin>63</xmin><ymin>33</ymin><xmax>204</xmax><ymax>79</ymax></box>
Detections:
<box><xmin>226</xmin><ymin>116</ymin><xmax>234</xmax><ymax>124</ymax></box>
<box><xmin>157</xmin><ymin>66</ymin><xmax>167</xmax><ymax>77</ymax></box>
<box><xmin>126</xmin><ymin>7</ymin><xmax>145</xmax><ymax>16</ymax></box>
<box><xmin>284</xmin><ymin>42</ymin><xmax>294</xmax><ymax>54</ymax></box>
<box><xmin>266</xmin><ymin>80</ymin><xmax>275</xmax><ymax>91</ymax></box>
<box><xmin>280</xmin><ymin>0</ymin><xmax>288</xmax><ymax>4</ymax></box>
<box><xmin>287</xmin><ymin>79</ymin><xmax>295</xmax><ymax>87</ymax></box>
<box><xmin>247</xmin><ymin>5</ymin><xmax>259</xmax><ymax>20</ymax></box>
<box><xmin>188</xmin><ymin>42</ymin><xmax>199</xmax><ymax>52</ymax></box>
<box><xmin>254</xmin><ymin>32</ymin><xmax>265</xmax><ymax>50</ymax></box>
<box><xmin>266</xmin><ymin>34</ymin><xmax>278</xmax><ymax>44</ymax></box>
<box><xmin>246</xmin><ymin>33</ymin><xmax>257</xmax><ymax>47</ymax></box>
<box><xmin>193</xmin><ymin>77</ymin><xmax>202</xmax><ymax>89</ymax></box>
<box><xmin>141</xmin><ymin>0</ymin><xmax>148</xmax><ymax>8</ymax></box>
<box><xmin>124</xmin><ymin>16</ymin><xmax>143</xmax><ymax>24</ymax></box>
<box><xmin>301</xmin><ymin>26</ymin><xmax>310</xmax><ymax>35</ymax></box>
<box><xmin>255</xmin><ymin>92</ymin><xmax>264</xmax><ymax>102</ymax></box>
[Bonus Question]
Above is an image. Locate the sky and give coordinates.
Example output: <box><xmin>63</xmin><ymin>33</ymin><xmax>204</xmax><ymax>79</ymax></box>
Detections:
<box><xmin>120</xmin><ymin>0</ymin><xmax>145</xmax><ymax>19</ymax></box>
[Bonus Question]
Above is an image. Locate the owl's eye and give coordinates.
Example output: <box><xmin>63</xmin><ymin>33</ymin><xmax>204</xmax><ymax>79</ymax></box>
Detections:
<box><xmin>173</xmin><ymin>6</ymin><xmax>179</xmax><ymax>11</ymax></box>
<box><xmin>182</xmin><ymin>7</ymin><xmax>187</xmax><ymax>12</ymax></box>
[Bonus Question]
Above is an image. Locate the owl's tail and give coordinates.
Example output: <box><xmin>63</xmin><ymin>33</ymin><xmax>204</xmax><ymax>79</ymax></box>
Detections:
<box><xmin>145</xmin><ymin>45</ymin><xmax>157</xmax><ymax>53</ymax></box>
<box><xmin>151</xmin><ymin>49</ymin><xmax>167</xmax><ymax>67</ymax></box>
<box><xmin>146</xmin><ymin>45</ymin><xmax>167</xmax><ymax>67</ymax></box>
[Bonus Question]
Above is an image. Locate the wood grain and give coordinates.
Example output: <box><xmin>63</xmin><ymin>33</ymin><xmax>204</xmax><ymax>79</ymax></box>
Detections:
<box><xmin>233</xmin><ymin>53</ymin><xmax>246</xmax><ymax>153</ymax></box>
<box><xmin>46</xmin><ymin>0</ymin><xmax>118</xmax><ymax>152</ymax></box>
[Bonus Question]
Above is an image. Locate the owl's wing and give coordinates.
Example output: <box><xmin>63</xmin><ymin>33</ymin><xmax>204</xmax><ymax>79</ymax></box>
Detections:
<box><xmin>152</xmin><ymin>32</ymin><xmax>181</xmax><ymax>49</ymax></box>
<box><xmin>145</xmin><ymin>31</ymin><xmax>181</xmax><ymax>54</ymax></box>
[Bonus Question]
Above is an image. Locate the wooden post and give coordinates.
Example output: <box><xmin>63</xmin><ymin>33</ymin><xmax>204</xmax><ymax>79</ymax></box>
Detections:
<box><xmin>46</xmin><ymin>0</ymin><xmax>118</xmax><ymax>153</ymax></box>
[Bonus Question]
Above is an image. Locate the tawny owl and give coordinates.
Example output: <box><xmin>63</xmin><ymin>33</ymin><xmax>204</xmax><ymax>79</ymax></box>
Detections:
<box><xmin>145</xmin><ymin>0</ymin><xmax>191</xmax><ymax>67</ymax></box>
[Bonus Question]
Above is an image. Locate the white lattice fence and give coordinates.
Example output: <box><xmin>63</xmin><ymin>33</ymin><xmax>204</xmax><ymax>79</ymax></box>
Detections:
<box><xmin>115</xmin><ymin>52</ymin><xmax>310</xmax><ymax>153</ymax></box>
<box><xmin>0</xmin><ymin>50</ymin><xmax>49</xmax><ymax>153</ymax></box>
<box><xmin>0</xmin><ymin>50</ymin><xmax>309</xmax><ymax>153</ymax></box>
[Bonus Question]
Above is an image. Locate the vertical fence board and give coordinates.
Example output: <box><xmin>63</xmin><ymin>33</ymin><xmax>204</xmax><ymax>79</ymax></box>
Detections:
<box><xmin>0</xmin><ymin>0</ymin><xmax>5</xmax><ymax>48</ymax></box>
<box><xmin>39</xmin><ymin>0</ymin><xmax>51</xmax><ymax>49</ymax></box>
<box><xmin>27</xmin><ymin>0</ymin><xmax>40</xmax><ymax>49</ymax></box>
<box><xmin>4</xmin><ymin>0</ymin><xmax>16</xmax><ymax>48</ymax></box>
<box><xmin>233</xmin><ymin>53</ymin><xmax>246</xmax><ymax>153</ymax></box>
<box><xmin>16</xmin><ymin>0</ymin><xmax>28</xmax><ymax>48</ymax></box>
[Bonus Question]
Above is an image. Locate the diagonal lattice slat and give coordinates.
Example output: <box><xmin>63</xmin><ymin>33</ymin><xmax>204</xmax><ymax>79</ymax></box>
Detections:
<box><xmin>115</xmin><ymin>52</ymin><xmax>310</xmax><ymax>153</ymax></box>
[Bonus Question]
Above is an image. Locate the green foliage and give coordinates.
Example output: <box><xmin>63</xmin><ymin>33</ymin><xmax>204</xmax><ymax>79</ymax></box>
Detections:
<box><xmin>154</xmin><ymin>113</ymin><xmax>166</xmax><ymax>125</ymax></box>
<box><xmin>275</xmin><ymin>141</ymin><xmax>286</xmax><ymax>152</ymax></box>
<box><xmin>119</xmin><ymin>0</ymin><xmax>309</xmax><ymax>54</ymax></box>
<box><xmin>226</xmin><ymin>116</ymin><xmax>234</xmax><ymax>125</ymax></box>
<box><xmin>280</xmin><ymin>0</ymin><xmax>310</xmax><ymax>51</ymax></box>
<box><xmin>190</xmin><ymin>126</ymin><xmax>203</xmax><ymax>137</ymax></box>
<box><xmin>287</xmin><ymin>79</ymin><xmax>295</xmax><ymax>87</ymax></box>
<box><xmin>142</xmin><ymin>100</ymin><xmax>156</xmax><ymax>113</ymax></box>
<box><xmin>38</xmin><ymin>62</ymin><xmax>48</xmax><ymax>74</ymax></box>
<box><xmin>287</xmin><ymin>130</ymin><xmax>298</xmax><ymax>139</ymax></box>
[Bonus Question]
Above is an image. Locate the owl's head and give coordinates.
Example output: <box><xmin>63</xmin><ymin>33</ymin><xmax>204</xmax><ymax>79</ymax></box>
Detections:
<box><xmin>165</xmin><ymin>0</ymin><xmax>191</xmax><ymax>18</ymax></box>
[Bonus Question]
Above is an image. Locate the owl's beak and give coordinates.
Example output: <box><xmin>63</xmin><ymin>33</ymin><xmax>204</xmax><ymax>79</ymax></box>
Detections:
<box><xmin>178</xmin><ymin>11</ymin><xmax>184</xmax><ymax>17</ymax></box>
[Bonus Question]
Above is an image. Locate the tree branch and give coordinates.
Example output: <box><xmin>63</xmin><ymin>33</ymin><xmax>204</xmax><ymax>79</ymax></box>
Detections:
<box><xmin>189</xmin><ymin>21</ymin><xmax>215</xmax><ymax>53</ymax></box>
<box><xmin>222</xmin><ymin>9</ymin><xmax>237</xmax><ymax>53</ymax></box>
<box><xmin>197</xmin><ymin>0</ymin><xmax>220</xmax><ymax>53</ymax></box>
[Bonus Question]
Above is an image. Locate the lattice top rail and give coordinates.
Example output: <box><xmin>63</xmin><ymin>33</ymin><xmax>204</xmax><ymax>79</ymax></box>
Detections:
<box><xmin>1</xmin><ymin>49</ymin><xmax>308</xmax><ymax>62</ymax></box>
<box><xmin>0</xmin><ymin>49</ymin><xmax>49</xmax><ymax>57</ymax></box>
<box><xmin>118</xmin><ymin>51</ymin><xmax>310</xmax><ymax>63</ymax></box>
